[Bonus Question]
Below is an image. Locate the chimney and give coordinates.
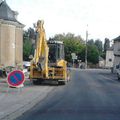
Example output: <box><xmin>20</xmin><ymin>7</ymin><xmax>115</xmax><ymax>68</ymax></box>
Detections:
<box><xmin>13</xmin><ymin>11</ymin><xmax>19</xmax><ymax>20</ymax></box>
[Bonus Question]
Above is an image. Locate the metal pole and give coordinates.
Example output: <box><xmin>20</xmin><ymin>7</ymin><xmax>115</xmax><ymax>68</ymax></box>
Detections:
<box><xmin>85</xmin><ymin>28</ymin><xmax>88</xmax><ymax>69</ymax></box>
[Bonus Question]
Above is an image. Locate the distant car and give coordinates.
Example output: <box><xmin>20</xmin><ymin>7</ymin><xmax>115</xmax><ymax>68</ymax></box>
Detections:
<box><xmin>23</xmin><ymin>61</ymin><xmax>30</xmax><ymax>69</ymax></box>
<box><xmin>23</xmin><ymin>61</ymin><xmax>30</xmax><ymax>78</ymax></box>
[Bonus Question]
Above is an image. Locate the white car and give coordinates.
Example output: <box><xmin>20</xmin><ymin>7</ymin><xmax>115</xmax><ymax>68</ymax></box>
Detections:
<box><xmin>23</xmin><ymin>61</ymin><xmax>30</xmax><ymax>78</ymax></box>
<box><xmin>23</xmin><ymin>61</ymin><xmax>30</xmax><ymax>68</ymax></box>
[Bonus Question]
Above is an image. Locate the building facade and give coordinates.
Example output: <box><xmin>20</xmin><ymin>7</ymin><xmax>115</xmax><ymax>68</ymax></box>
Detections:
<box><xmin>0</xmin><ymin>0</ymin><xmax>24</xmax><ymax>66</ymax></box>
<box><xmin>113</xmin><ymin>36</ymin><xmax>120</xmax><ymax>72</ymax></box>
<box><xmin>105</xmin><ymin>47</ymin><xmax>114</xmax><ymax>68</ymax></box>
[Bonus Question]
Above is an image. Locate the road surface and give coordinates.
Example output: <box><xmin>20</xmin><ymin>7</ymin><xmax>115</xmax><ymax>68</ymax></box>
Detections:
<box><xmin>16</xmin><ymin>69</ymin><xmax>120</xmax><ymax>120</ymax></box>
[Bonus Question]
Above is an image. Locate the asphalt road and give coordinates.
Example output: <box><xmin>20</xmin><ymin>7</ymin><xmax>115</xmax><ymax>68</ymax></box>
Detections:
<box><xmin>16</xmin><ymin>69</ymin><xmax>120</xmax><ymax>120</ymax></box>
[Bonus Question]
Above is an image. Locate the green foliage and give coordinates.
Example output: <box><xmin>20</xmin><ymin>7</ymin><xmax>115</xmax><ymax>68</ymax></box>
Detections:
<box><xmin>23</xmin><ymin>37</ymin><xmax>32</xmax><ymax>61</ymax></box>
<box><xmin>88</xmin><ymin>39</ymin><xmax>103</xmax><ymax>53</ymax></box>
<box><xmin>94</xmin><ymin>39</ymin><xmax>103</xmax><ymax>53</ymax></box>
<box><xmin>87</xmin><ymin>39</ymin><xmax>104</xmax><ymax>64</ymax></box>
<box><xmin>87</xmin><ymin>39</ymin><xmax>94</xmax><ymax>46</ymax></box>
<box><xmin>87</xmin><ymin>45</ymin><xmax>99</xmax><ymax>64</ymax></box>
<box><xmin>100</xmin><ymin>52</ymin><xmax>106</xmax><ymax>59</ymax></box>
<box><xmin>23</xmin><ymin>28</ymin><xmax>36</xmax><ymax>61</ymax></box>
<box><xmin>64</xmin><ymin>40</ymin><xmax>84</xmax><ymax>62</ymax></box>
<box><xmin>50</xmin><ymin>33</ymin><xmax>100</xmax><ymax>64</ymax></box>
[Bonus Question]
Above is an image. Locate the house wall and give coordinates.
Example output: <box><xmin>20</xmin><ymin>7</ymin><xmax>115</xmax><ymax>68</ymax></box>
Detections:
<box><xmin>113</xmin><ymin>56</ymin><xmax>120</xmax><ymax>72</ymax></box>
<box><xmin>113</xmin><ymin>41</ymin><xmax>120</xmax><ymax>73</ymax></box>
<box><xmin>0</xmin><ymin>21</ymin><xmax>23</xmax><ymax>67</ymax></box>
<box><xmin>114</xmin><ymin>41</ymin><xmax>120</xmax><ymax>55</ymax></box>
<box><xmin>105</xmin><ymin>50</ymin><xmax>114</xmax><ymax>68</ymax></box>
<box><xmin>15</xmin><ymin>27</ymin><xmax>23</xmax><ymax>65</ymax></box>
<box><xmin>0</xmin><ymin>22</ymin><xmax>1</xmax><ymax>64</ymax></box>
<box><xmin>0</xmin><ymin>23</ymin><xmax>16</xmax><ymax>66</ymax></box>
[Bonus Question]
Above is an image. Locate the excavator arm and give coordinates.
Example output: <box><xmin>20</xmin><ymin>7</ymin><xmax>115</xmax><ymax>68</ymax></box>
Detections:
<box><xmin>33</xmin><ymin>20</ymin><xmax>49</xmax><ymax>78</ymax></box>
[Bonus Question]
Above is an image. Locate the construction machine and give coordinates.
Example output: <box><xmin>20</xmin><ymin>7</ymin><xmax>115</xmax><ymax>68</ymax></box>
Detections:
<box><xmin>30</xmin><ymin>20</ymin><xmax>69</xmax><ymax>85</ymax></box>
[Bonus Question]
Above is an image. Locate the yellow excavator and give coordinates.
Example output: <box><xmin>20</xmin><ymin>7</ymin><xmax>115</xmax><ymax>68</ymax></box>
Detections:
<box><xmin>30</xmin><ymin>20</ymin><xmax>69</xmax><ymax>85</ymax></box>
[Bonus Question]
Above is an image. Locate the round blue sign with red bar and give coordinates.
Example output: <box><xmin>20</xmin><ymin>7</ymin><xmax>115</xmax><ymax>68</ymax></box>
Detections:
<box><xmin>7</xmin><ymin>70</ymin><xmax>25</xmax><ymax>87</ymax></box>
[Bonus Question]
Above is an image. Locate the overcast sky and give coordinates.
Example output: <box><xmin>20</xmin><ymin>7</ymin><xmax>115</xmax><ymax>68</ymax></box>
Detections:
<box><xmin>7</xmin><ymin>0</ymin><xmax>120</xmax><ymax>41</ymax></box>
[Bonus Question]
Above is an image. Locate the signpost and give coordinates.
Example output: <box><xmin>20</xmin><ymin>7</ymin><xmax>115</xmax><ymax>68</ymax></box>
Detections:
<box><xmin>7</xmin><ymin>70</ymin><xmax>25</xmax><ymax>88</ymax></box>
<box><xmin>71</xmin><ymin>53</ymin><xmax>77</xmax><ymax>67</ymax></box>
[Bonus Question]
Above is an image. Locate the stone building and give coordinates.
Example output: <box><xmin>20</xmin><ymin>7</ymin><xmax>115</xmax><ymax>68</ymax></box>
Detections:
<box><xmin>105</xmin><ymin>46</ymin><xmax>114</xmax><ymax>68</ymax></box>
<box><xmin>0</xmin><ymin>0</ymin><xmax>24</xmax><ymax>67</ymax></box>
<box><xmin>113</xmin><ymin>36</ymin><xmax>120</xmax><ymax>72</ymax></box>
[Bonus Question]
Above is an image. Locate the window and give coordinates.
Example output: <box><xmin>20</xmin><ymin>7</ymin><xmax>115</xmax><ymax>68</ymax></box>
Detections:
<box><xmin>109</xmin><ymin>58</ymin><xmax>112</xmax><ymax>62</ymax></box>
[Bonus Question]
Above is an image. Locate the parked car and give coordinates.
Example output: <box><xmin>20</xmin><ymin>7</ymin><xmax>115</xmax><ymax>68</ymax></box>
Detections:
<box><xmin>23</xmin><ymin>61</ymin><xmax>30</xmax><ymax>78</ymax></box>
<box><xmin>23</xmin><ymin>61</ymin><xmax>30</xmax><ymax>69</ymax></box>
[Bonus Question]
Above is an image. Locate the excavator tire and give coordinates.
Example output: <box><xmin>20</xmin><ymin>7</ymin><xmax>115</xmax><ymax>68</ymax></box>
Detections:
<box><xmin>33</xmin><ymin>79</ymin><xmax>43</xmax><ymax>85</ymax></box>
<box><xmin>58</xmin><ymin>81</ymin><xmax>66</xmax><ymax>85</ymax></box>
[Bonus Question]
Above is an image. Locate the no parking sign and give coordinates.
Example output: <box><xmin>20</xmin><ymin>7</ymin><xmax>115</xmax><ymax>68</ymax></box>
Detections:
<box><xmin>7</xmin><ymin>70</ymin><xmax>25</xmax><ymax>87</ymax></box>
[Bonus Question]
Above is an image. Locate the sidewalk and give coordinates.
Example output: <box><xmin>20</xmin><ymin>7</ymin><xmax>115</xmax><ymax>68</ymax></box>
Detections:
<box><xmin>0</xmin><ymin>78</ymin><xmax>55</xmax><ymax>120</ymax></box>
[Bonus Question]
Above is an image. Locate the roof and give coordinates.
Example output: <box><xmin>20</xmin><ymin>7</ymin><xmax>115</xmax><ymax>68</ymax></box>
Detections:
<box><xmin>0</xmin><ymin>0</ymin><xmax>24</xmax><ymax>26</ymax></box>
<box><xmin>113</xmin><ymin>36</ymin><xmax>120</xmax><ymax>42</ymax></box>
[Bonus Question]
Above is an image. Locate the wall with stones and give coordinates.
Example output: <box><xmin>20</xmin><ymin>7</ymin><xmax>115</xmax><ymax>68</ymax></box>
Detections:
<box><xmin>0</xmin><ymin>23</ymin><xmax>16</xmax><ymax>66</ymax></box>
<box><xmin>0</xmin><ymin>21</ymin><xmax>23</xmax><ymax>67</ymax></box>
<box><xmin>15</xmin><ymin>27</ymin><xmax>23</xmax><ymax>65</ymax></box>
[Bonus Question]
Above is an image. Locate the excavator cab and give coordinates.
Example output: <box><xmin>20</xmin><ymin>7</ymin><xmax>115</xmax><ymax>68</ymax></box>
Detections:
<box><xmin>48</xmin><ymin>41</ymin><xmax>65</xmax><ymax>65</ymax></box>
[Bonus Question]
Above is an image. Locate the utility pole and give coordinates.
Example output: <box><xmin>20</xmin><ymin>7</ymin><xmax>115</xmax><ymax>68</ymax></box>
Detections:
<box><xmin>85</xmin><ymin>25</ymin><xmax>88</xmax><ymax>69</ymax></box>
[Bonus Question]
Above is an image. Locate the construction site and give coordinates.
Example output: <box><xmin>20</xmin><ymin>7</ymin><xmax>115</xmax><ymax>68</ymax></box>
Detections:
<box><xmin>1</xmin><ymin>0</ymin><xmax>120</xmax><ymax>120</ymax></box>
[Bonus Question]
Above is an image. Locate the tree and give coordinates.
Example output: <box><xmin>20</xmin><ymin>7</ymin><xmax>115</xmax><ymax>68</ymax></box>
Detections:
<box><xmin>87</xmin><ymin>39</ymin><xmax>94</xmax><ymax>46</ymax></box>
<box><xmin>23</xmin><ymin>28</ymin><xmax>36</xmax><ymax>61</ymax></box>
<box><xmin>28</xmin><ymin>27</ymin><xmax>36</xmax><ymax>40</ymax></box>
<box><xmin>78</xmin><ymin>45</ymin><xmax>99</xmax><ymax>64</ymax></box>
<box><xmin>23</xmin><ymin>38</ymin><xmax>32</xmax><ymax>61</ymax></box>
<box><xmin>104</xmin><ymin>38</ymin><xmax>110</xmax><ymax>53</ymax></box>
<box><xmin>50</xmin><ymin>33</ymin><xmax>100</xmax><ymax>64</ymax></box>
<box><xmin>77</xmin><ymin>45</ymin><xmax>86</xmax><ymax>62</ymax></box>
<box><xmin>94</xmin><ymin>39</ymin><xmax>103</xmax><ymax>53</ymax></box>
<box><xmin>87</xmin><ymin>45</ymin><xmax>99</xmax><ymax>64</ymax></box>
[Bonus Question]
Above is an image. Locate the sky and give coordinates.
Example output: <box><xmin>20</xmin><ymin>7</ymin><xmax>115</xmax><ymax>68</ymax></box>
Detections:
<box><xmin>6</xmin><ymin>0</ymin><xmax>120</xmax><ymax>41</ymax></box>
